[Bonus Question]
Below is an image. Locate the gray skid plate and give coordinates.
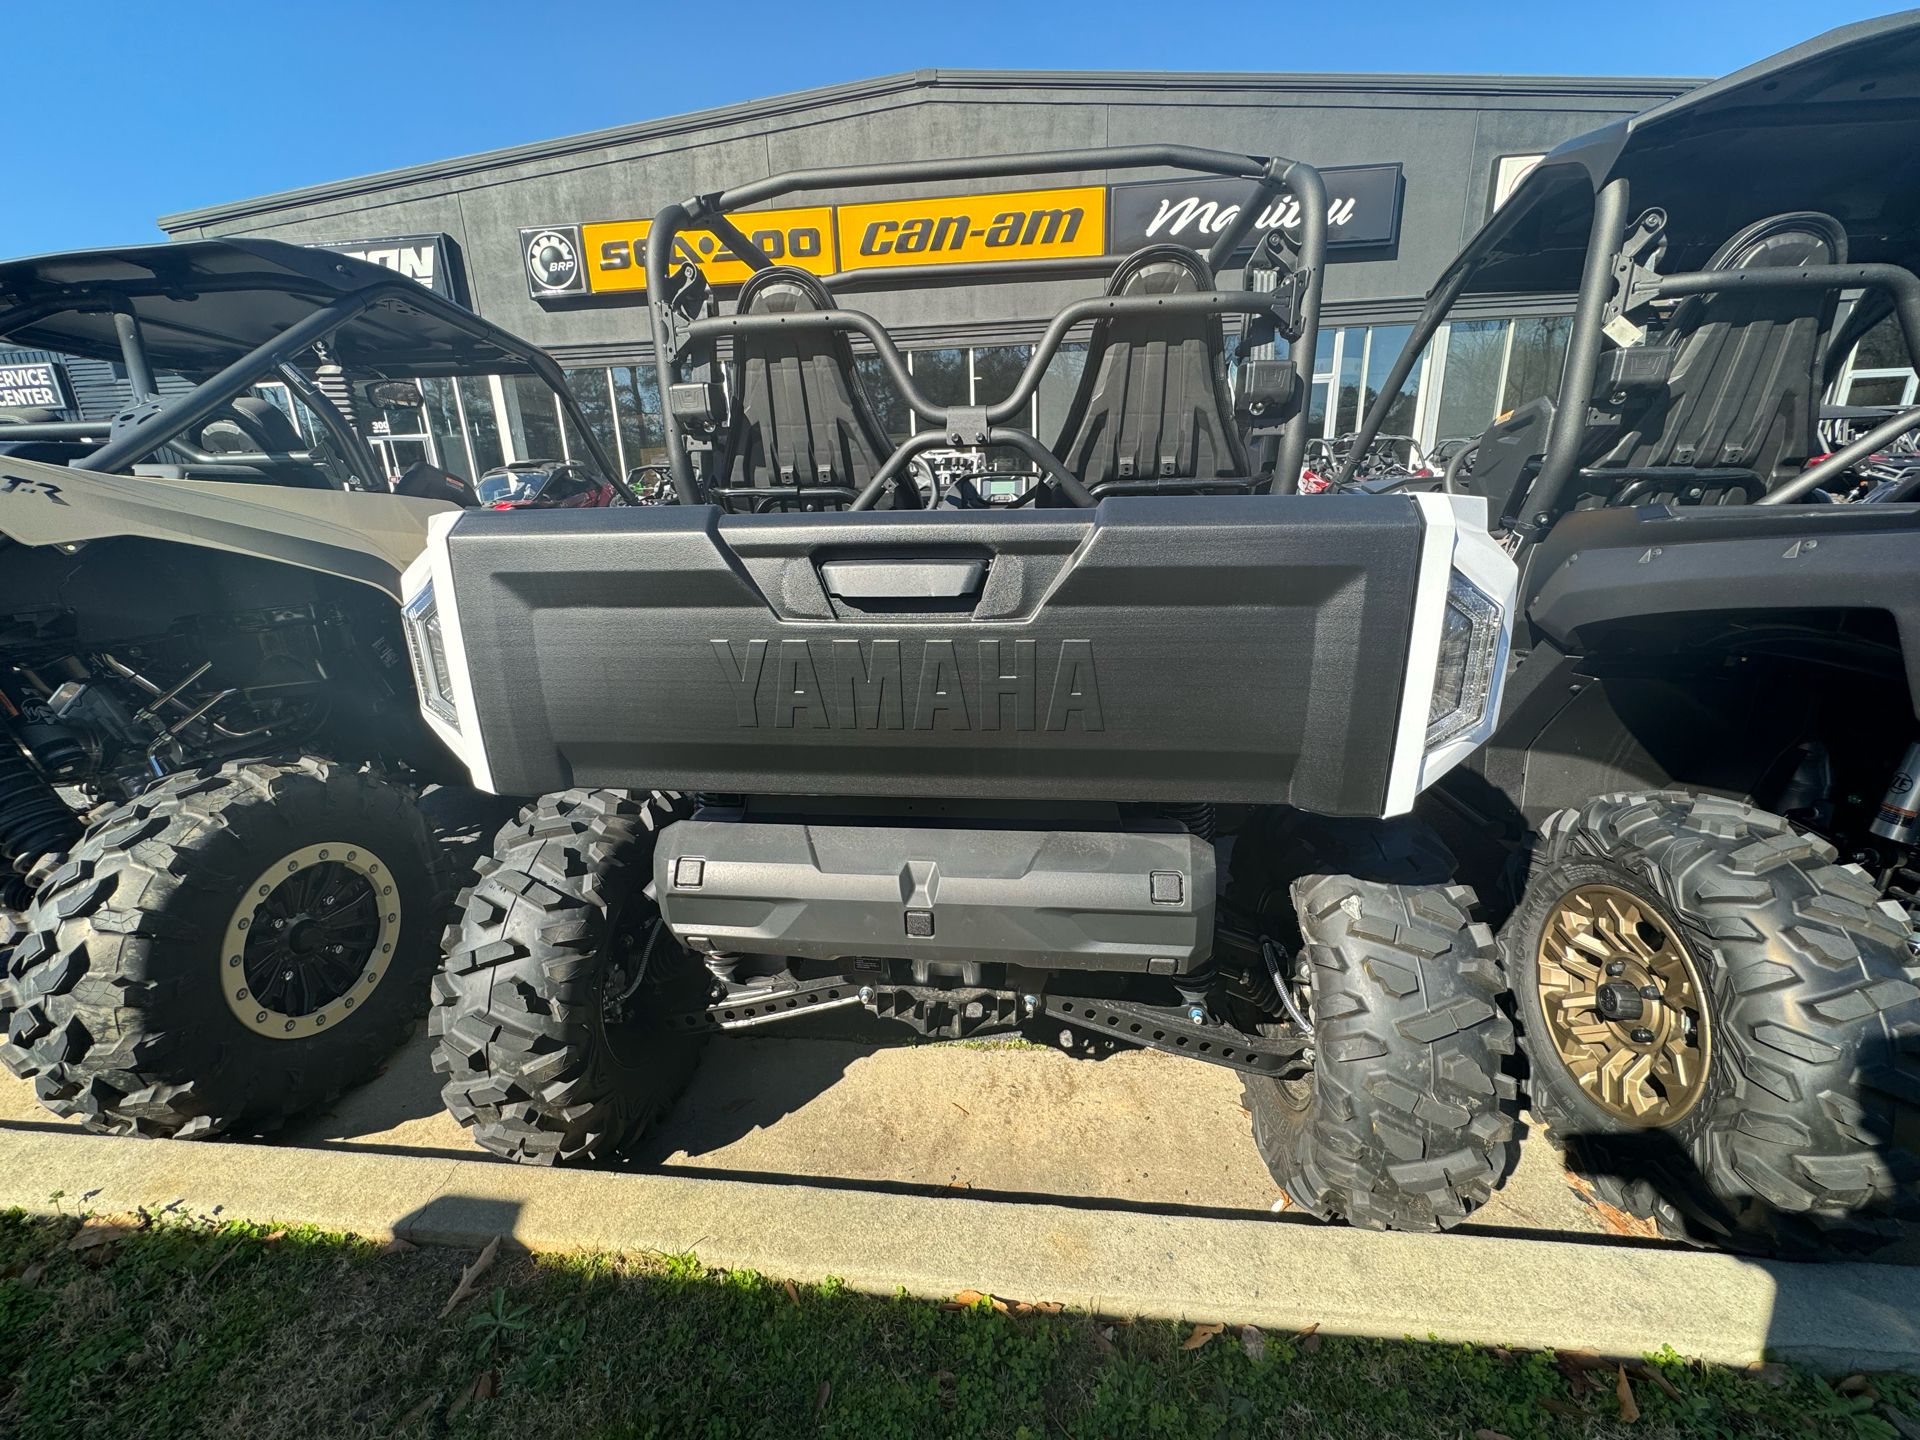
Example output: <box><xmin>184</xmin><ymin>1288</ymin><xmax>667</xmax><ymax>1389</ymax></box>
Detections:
<box><xmin>654</xmin><ymin>820</ymin><xmax>1215</xmax><ymax>973</ymax></box>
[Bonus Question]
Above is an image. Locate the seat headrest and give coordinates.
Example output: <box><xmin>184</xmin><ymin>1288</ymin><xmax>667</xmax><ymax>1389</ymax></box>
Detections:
<box><xmin>1105</xmin><ymin>244</ymin><xmax>1215</xmax><ymax>298</ymax></box>
<box><xmin>737</xmin><ymin>265</ymin><xmax>835</xmax><ymax>315</ymax></box>
<box><xmin>1706</xmin><ymin>212</ymin><xmax>1848</xmax><ymax>272</ymax></box>
<box><xmin>200</xmin><ymin>396</ymin><xmax>304</xmax><ymax>453</ymax></box>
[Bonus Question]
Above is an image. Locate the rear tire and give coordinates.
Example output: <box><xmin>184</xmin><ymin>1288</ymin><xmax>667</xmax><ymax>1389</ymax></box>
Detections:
<box><xmin>431</xmin><ymin>788</ymin><xmax>705</xmax><ymax>1165</ymax></box>
<box><xmin>0</xmin><ymin>758</ymin><xmax>449</xmax><ymax>1137</ymax></box>
<box><xmin>1243</xmin><ymin>873</ymin><xmax>1518</xmax><ymax>1230</ymax></box>
<box><xmin>1506</xmin><ymin>790</ymin><xmax>1920</xmax><ymax>1260</ymax></box>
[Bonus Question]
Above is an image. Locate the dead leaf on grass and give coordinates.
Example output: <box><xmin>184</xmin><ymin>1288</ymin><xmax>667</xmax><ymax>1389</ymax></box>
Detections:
<box><xmin>1616</xmin><ymin>1365</ymin><xmax>1640</xmax><ymax>1422</ymax></box>
<box><xmin>1539</xmin><ymin>1397</ymin><xmax>1586</xmax><ymax>1419</ymax></box>
<box><xmin>1091</xmin><ymin>1325</ymin><xmax>1116</xmax><ymax>1356</ymax></box>
<box><xmin>1298</xmin><ymin>1322</ymin><xmax>1322</xmax><ymax>1354</ymax></box>
<box><xmin>940</xmin><ymin>1288</ymin><xmax>988</xmax><ymax>1311</ymax></box>
<box><xmin>377</xmin><ymin>1237</ymin><xmax>418</xmax><ymax>1256</ymax></box>
<box><xmin>1837</xmin><ymin>1374</ymin><xmax>1876</xmax><ymax>1398</ymax></box>
<box><xmin>1182</xmin><ymin>1322</ymin><xmax>1225</xmax><ymax>1350</ymax></box>
<box><xmin>1033</xmin><ymin>1301</ymin><xmax>1063</xmax><ymax>1315</ymax></box>
<box><xmin>813</xmin><ymin>1380</ymin><xmax>831</xmax><ymax>1414</ymax></box>
<box><xmin>17</xmin><ymin>1261</ymin><xmax>45</xmax><ymax>1289</ymax></box>
<box><xmin>437</xmin><ymin>1235</ymin><xmax>502</xmax><ymax>1319</ymax></box>
<box><xmin>783</xmin><ymin>1279</ymin><xmax>801</xmax><ymax>1307</ymax></box>
<box><xmin>67</xmin><ymin>1221</ymin><xmax>132</xmax><ymax>1251</ymax></box>
<box><xmin>260</xmin><ymin>1229</ymin><xmax>287</xmax><ymax>1245</ymax></box>
<box><xmin>1241</xmin><ymin>1325</ymin><xmax>1266</xmax><ymax>1361</ymax></box>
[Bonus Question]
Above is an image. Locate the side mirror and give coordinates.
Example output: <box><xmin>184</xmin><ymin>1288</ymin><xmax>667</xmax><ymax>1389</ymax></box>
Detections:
<box><xmin>366</xmin><ymin>379</ymin><xmax>424</xmax><ymax>409</ymax></box>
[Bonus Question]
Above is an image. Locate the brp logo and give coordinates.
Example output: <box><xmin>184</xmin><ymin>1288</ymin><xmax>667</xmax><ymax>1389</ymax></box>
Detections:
<box><xmin>522</xmin><ymin>226</ymin><xmax>585</xmax><ymax>296</ymax></box>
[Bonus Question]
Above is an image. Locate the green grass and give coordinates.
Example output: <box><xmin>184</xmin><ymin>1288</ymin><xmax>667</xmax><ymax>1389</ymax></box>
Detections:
<box><xmin>0</xmin><ymin>1207</ymin><xmax>1913</xmax><ymax>1439</ymax></box>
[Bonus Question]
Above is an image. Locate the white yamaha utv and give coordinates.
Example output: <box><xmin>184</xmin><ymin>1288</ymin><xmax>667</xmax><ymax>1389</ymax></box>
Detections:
<box><xmin>0</xmin><ymin>239</ymin><xmax>637</xmax><ymax>1137</ymax></box>
<box><xmin>1321</xmin><ymin>14</ymin><xmax>1920</xmax><ymax>1258</ymax></box>
<box><xmin>411</xmin><ymin>142</ymin><xmax>1530</xmax><ymax>1232</ymax></box>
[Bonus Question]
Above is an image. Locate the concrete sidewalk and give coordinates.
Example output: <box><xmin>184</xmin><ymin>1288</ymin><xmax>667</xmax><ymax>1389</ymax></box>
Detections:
<box><xmin>1</xmin><ymin>1123</ymin><xmax>1915</xmax><ymax>1375</ymax></box>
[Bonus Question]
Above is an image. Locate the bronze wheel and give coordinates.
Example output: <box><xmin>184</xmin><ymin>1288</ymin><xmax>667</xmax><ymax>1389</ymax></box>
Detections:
<box><xmin>1535</xmin><ymin>883</ymin><xmax>1709</xmax><ymax>1126</ymax></box>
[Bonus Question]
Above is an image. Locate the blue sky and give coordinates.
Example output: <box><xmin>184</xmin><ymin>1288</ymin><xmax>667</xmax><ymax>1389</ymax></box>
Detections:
<box><xmin>0</xmin><ymin>0</ymin><xmax>1896</xmax><ymax>259</ymax></box>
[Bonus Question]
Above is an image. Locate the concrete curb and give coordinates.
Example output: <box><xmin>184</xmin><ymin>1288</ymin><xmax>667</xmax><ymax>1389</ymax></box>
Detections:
<box><xmin>2</xmin><ymin>1124</ymin><xmax>1915</xmax><ymax>1373</ymax></box>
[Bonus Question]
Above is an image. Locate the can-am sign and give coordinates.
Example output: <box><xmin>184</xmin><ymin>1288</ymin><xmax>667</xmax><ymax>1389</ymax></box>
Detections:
<box><xmin>522</xmin><ymin>165</ymin><xmax>1401</xmax><ymax>299</ymax></box>
<box><xmin>308</xmin><ymin>234</ymin><xmax>467</xmax><ymax>305</ymax></box>
<box><xmin>1107</xmin><ymin>164</ymin><xmax>1403</xmax><ymax>255</ymax></box>
<box><xmin>0</xmin><ymin>360</ymin><xmax>75</xmax><ymax>411</ymax></box>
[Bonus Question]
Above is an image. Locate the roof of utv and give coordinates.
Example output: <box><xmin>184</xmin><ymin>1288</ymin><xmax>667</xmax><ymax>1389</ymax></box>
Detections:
<box><xmin>1449</xmin><ymin>10</ymin><xmax>1920</xmax><ymax>295</ymax></box>
<box><xmin>0</xmin><ymin>237</ymin><xmax>537</xmax><ymax>379</ymax></box>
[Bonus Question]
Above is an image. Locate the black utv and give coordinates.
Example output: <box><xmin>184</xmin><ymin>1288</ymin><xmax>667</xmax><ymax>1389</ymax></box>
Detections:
<box><xmin>1327</xmin><ymin>14</ymin><xmax>1920</xmax><ymax>1258</ymax></box>
<box><xmin>413</xmin><ymin>141</ymin><xmax>1529</xmax><ymax>1233</ymax></box>
<box><xmin>0</xmin><ymin>240</ymin><xmax>633</xmax><ymax>1138</ymax></box>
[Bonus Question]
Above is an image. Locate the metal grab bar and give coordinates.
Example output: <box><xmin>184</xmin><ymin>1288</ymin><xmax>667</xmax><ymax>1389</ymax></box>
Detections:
<box><xmin>846</xmin><ymin>426</ymin><xmax>1097</xmax><ymax>512</ymax></box>
<box><xmin>686</xmin><ymin>290</ymin><xmax>1281</xmax><ymax>431</ymax></box>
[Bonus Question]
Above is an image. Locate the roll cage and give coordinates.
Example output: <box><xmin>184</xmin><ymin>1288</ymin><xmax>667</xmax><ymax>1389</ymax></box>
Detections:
<box><xmin>0</xmin><ymin>238</ymin><xmax>632</xmax><ymax>500</ymax></box>
<box><xmin>640</xmin><ymin>144</ymin><xmax>1330</xmax><ymax>509</ymax></box>
<box><xmin>1335</xmin><ymin>11</ymin><xmax>1920</xmax><ymax>539</ymax></box>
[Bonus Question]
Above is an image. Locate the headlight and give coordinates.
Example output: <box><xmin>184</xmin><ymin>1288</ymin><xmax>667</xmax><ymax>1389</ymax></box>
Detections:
<box><xmin>1425</xmin><ymin>568</ymin><xmax>1502</xmax><ymax>748</ymax></box>
<box><xmin>402</xmin><ymin>579</ymin><xmax>459</xmax><ymax>729</ymax></box>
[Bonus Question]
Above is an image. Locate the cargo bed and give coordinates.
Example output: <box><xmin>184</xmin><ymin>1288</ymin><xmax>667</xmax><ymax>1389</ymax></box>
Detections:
<box><xmin>409</xmin><ymin>493</ymin><xmax>1506</xmax><ymax>815</ymax></box>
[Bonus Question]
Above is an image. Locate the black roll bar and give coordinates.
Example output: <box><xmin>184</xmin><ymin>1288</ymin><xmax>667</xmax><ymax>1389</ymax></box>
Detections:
<box><xmin>1510</xmin><ymin>178</ymin><xmax>1632</xmax><ymax>537</ymax></box>
<box><xmin>646</xmin><ymin>145</ymin><xmax>1327</xmax><ymax>506</ymax></box>
<box><xmin>66</xmin><ymin>279</ymin><xmax>629</xmax><ymax>498</ymax></box>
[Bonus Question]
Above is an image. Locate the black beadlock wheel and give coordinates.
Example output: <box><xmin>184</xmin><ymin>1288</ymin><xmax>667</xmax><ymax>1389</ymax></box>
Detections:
<box><xmin>430</xmin><ymin>788</ymin><xmax>705</xmax><ymax>1166</ymax></box>
<box><xmin>0</xmin><ymin>758</ymin><xmax>451</xmax><ymax>1138</ymax></box>
<box><xmin>1505</xmin><ymin>790</ymin><xmax>1920</xmax><ymax>1260</ymax></box>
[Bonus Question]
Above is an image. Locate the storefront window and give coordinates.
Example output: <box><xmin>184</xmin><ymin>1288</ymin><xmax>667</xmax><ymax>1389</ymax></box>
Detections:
<box><xmin>1335</xmin><ymin>329</ymin><xmax>1365</xmax><ymax>437</ymax></box>
<box><xmin>854</xmin><ymin>355</ymin><xmax>913</xmax><ymax>444</ymax></box>
<box><xmin>505</xmin><ymin>374</ymin><xmax>564</xmax><ymax>461</ymax></box>
<box><xmin>1362</xmin><ymin>324</ymin><xmax>1421</xmax><ymax>437</ymax></box>
<box><xmin>611</xmin><ymin>366</ymin><xmax>665</xmax><ymax>470</ymax></box>
<box><xmin>1500</xmin><ymin>315</ymin><xmax>1571</xmax><ymax>416</ymax></box>
<box><xmin>910</xmin><ymin>348</ymin><xmax>969</xmax><ymax>413</ymax></box>
<box><xmin>417</xmin><ymin>377</ymin><xmax>473</xmax><ymax>479</ymax></box>
<box><xmin>457</xmin><ymin>376</ymin><xmax>504</xmax><ymax>473</ymax></box>
<box><xmin>563</xmin><ymin>368</ymin><xmax>619</xmax><ymax>474</ymax></box>
<box><xmin>1435</xmin><ymin>320</ymin><xmax>1509</xmax><ymax>443</ymax></box>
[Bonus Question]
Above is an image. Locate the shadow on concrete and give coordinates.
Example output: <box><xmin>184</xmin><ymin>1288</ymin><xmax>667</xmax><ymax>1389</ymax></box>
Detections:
<box><xmin>622</xmin><ymin>1035</ymin><xmax>874</xmax><ymax>1165</ymax></box>
<box><xmin>393</xmin><ymin>1193</ymin><xmax>524</xmax><ymax>1249</ymax></box>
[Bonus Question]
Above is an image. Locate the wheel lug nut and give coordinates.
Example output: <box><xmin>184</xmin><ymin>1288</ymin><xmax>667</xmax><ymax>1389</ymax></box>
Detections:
<box><xmin>1639</xmin><ymin>984</ymin><xmax>1660</xmax><ymax>1000</ymax></box>
<box><xmin>1629</xmin><ymin>1027</ymin><xmax>1655</xmax><ymax>1044</ymax></box>
<box><xmin>1605</xmin><ymin>960</ymin><xmax>1627</xmax><ymax>976</ymax></box>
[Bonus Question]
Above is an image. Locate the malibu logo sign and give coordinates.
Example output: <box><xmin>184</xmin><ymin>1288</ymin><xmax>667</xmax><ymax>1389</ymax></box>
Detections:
<box><xmin>1108</xmin><ymin>163</ymin><xmax>1403</xmax><ymax>255</ymax></box>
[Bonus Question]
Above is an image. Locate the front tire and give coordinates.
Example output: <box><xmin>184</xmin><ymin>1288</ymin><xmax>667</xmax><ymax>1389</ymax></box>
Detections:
<box><xmin>1506</xmin><ymin>790</ymin><xmax>1920</xmax><ymax>1259</ymax></box>
<box><xmin>0</xmin><ymin>759</ymin><xmax>450</xmax><ymax>1137</ymax></box>
<box><xmin>431</xmin><ymin>788</ymin><xmax>705</xmax><ymax>1165</ymax></box>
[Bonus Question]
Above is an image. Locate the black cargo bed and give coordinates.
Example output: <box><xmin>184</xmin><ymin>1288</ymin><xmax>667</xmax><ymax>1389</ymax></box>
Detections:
<box><xmin>442</xmin><ymin>495</ymin><xmax>1424</xmax><ymax>813</ymax></box>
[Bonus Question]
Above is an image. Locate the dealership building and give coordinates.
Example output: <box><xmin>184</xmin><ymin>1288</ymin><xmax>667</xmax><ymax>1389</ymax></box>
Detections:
<box><xmin>39</xmin><ymin>69</ymin><xmax>1730</xmax><ymax>481</ymax></box>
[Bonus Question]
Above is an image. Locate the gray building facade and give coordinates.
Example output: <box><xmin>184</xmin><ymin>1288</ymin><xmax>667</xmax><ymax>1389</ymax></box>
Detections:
<box><xmin>156</xmin><ymin>69</ymin><xmax>1700</xmax><ymax>482</ymax></box>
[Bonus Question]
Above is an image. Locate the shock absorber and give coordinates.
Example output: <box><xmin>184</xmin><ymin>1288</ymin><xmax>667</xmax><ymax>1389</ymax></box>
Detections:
<box><xmin>0</xmin><ymin>687</ymin><xmax>85</xmax><ymax>907</ymax></box>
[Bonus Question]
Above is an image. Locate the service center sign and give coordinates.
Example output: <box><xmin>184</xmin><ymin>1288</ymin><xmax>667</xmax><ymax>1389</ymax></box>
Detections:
<box><xmin>525</xmin><ymin>167</ymin><xmax>1399</xmax><ymax>299</ymax></box>
<box><xmin>0</xmin><ymin>360</ymin><xmax>74</xmax><ymax>411</ymax></box>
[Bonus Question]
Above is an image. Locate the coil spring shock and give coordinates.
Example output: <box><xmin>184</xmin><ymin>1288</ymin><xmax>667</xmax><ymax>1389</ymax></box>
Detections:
<box><xmin>0</xmin><ymin>741</ymin><xmax>81</xmax><ymax>909</ymax></box>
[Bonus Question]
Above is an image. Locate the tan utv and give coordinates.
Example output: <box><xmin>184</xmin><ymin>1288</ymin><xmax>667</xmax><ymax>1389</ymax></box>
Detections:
<box><xmin>0</xmin><ymin>239</ymin><xmax>633</xmax><ymax>1138</ymax></box>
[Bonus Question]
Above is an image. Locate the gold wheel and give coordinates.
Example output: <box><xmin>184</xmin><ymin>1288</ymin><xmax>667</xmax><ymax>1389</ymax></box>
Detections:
<box><xmin>1535</xmin><ymin>883</ymin><xmax>1710</xmax><ymax>1126</ymax></box>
